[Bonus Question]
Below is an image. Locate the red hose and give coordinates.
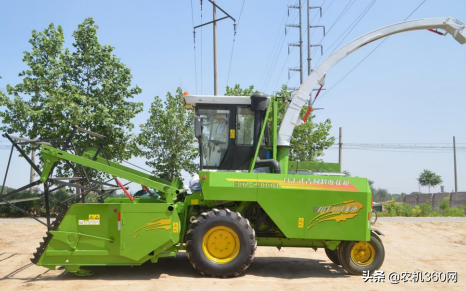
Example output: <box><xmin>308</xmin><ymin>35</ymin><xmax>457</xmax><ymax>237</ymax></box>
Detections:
<box><xmin>115</xmin><ymin>178</ymin><xmax>134</xmax><ymax>201</ymax></box>
<box><xmin>302</xmin><ymin>84</ymin><xmax>323</xmax><ymax>122</ymax></box>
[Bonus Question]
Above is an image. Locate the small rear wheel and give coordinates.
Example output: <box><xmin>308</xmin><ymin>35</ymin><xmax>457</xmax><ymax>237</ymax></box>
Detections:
<box><xmin>186</xmin><ymin>208</ymin><xmax>256</xmax><ymax>277</ymax></box>
<box><xmin>338</xmin><ymin>232</ymin><xmax>385</xmax><ymax>275</ymax></box>
<box><xmin>324</xmin><ymin>248</ymin><xmax>341</xmax><ymax>265</ymax></box>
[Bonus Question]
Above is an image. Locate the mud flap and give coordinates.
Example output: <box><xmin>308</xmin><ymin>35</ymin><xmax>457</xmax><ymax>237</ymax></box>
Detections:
<box><xmin>371</xmin><ymin>228</ymin><xmax>384</xmax><ymax>236</ymax></box>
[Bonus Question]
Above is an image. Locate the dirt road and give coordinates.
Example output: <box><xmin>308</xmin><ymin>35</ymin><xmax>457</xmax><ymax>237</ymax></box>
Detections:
<box><xmin>0</xmin><ymin>220</ymin><xmax>464</xmax><ymax>290</ymax></box>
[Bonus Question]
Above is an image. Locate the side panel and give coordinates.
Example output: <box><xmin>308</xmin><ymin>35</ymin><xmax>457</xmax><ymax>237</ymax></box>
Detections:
<box><xmin>201</xmin><ymin>171</ymin><xmax>370</xmax><ymax>241</ymax></box>
<box><xmin>38</xmin><ymin>203</ymin><xmax>180</xmax><ymax>268</ymax></box>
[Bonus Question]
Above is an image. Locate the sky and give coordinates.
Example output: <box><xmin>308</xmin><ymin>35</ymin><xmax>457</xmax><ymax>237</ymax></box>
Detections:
<box><xmin>0</xmin><ymin>0</ymin><xmax>465</xmax><ymax>194</ymax></box>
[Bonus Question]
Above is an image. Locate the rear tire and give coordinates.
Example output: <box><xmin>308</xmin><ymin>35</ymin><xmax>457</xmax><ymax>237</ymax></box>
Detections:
<box><xmin>325</xmin><ymin>248</ymin><xmax>341</xmax><ymax>265</ymax></box>
<box><xmin>338</xmin><ymin>232</ymin><xmax>385</xmax><ymax>275</ymax></box>
<box><xmin>186</xmin><ymin>208</ymin><xmax>256</xmax><ymax>277</ymax></box>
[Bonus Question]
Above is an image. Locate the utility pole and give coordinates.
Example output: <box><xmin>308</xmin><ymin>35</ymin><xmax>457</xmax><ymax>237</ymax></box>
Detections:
<box><xmin>307</xmin><ymin>0</ymin><xmax>311</xmax><ymax>76</ymax></box>
<box><xmin>307</xmin><ymin>4</ymin><xmax>323</xmax><ymax>76</ymax></box>
<box><xmin>194</xmin><ymin>1</ymin><xmax>236</xmax><ymax>96</ymax></box>
<box><xmin>213</xmin><ymin>2</ymin><xmax>218</xmax><ymax>95</ymax></box>
<box><xmin>339</xmin><ymin>127</ymin><xmax>343</xmax><ymax>171</ymax></box>
<box><xmin>453</xmin><ymin>136</ymin><xmax>458</xmax><ymax>192</ymax></box>
<box><xmin>286</xmin><ymin>0</ymin><xmax>303</xmax><ymax>84</ymax></box>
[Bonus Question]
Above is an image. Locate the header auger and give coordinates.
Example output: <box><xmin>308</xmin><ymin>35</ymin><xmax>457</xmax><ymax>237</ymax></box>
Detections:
<box><xmin>1</xmin><ymin>17</ymin><xmax>464</xmax><ymax>277</ymax></box>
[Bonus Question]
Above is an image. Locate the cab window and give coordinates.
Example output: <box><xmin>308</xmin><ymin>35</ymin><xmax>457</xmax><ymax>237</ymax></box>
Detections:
<box><xmin>198</xmin><ymin>108</ymin><xmax>230</xmax><ymax>168</ymax></box>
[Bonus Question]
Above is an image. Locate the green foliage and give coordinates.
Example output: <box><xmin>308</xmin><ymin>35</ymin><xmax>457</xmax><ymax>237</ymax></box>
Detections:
<box><xmin>225</xmin><ymin>84</ymin><xmax>256</xmax><ymax>96</ymax></box>
<box><xmin>382</xmin><ymin>198</ymin><xmax>465</xmax><ymax>217</ymax></box>
<box><xmin>444</xmin><ymin>207</ymin><xmax>465</xmax><ymax>217</ymax></box>
<box><xmin>384</xmin><ymin>200</ymin><xmax>412</xmax><ymax>217</ymax></box>
<box><xmin>369</xmin><ymin>180</ymin><xmax>402</xmax><ymax>202</ymax></box>
<box><xmin>373</xmin><ymin>188</ymin><xmax>390</xmax><ymax>202</ymax></box>
<box><xmin>0</xmin><ymin>18</ymin><xmax>143</xmax><ymax>177</ymax></box>
<box><xmin>417</xmin><ymin>169</ymin><xmax>442</xmax><ymax>193</ymax></box>
<box><xmin>138</xmin><ymin>88</ymin><xmax>198</xmax><ymax>181</ymax></box>
<box><xmin>438</xmin><ymin>197</ymin><xmax>450</xmax><ymax>213</ymax></box>
<box><xmin>430</xmin><ymin>211</ymin><xmax>442</xmax><ymax>217</ymax></box>
<box><xmin>274</xmin><ymin>85</ymin><xmax>335</xmax><ymax>161</ymax></box>
<box><xmin>437</xmin><ymin>197</ymin><xmax>465</xmax><ymax>217</ymax></box>
<box><xmin>0</xmin><ymin>187</ymin><xmax>70</xmax><ymax>218</ymax></box>
<box><xmin>342</xmin><ymin>171</ymin><xmax>351</xmax><ymax>177</ymax></box>
<box><xmin>419</xmin><ymin>200</ymin><xmax>432</xmax><ymax>216</ymax></box>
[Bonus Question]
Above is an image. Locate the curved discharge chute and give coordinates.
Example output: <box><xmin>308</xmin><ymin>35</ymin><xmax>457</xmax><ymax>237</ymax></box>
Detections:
<box><xmin>278</xmin><ymin>17</ymin><xmax>466</xmax><ymax>146</ymax></box>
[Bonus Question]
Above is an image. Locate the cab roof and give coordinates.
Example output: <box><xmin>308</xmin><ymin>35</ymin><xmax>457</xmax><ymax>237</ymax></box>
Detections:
<box><xmin>183</xmin><ymin>94</ymin><xmax>270</xmax><ymax>110</ymax></box>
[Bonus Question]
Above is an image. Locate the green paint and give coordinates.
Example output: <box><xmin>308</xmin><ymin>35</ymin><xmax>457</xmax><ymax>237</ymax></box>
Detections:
<box><xmin>272</xmin><ymin>97</ymin><xmax>278</xmax><ymax>160</ymax></box>
<box><xmin>288</xmin><ymin>161</ymin><xmax>341</xmax><ymax>173</ymax></box>
<box><xmin>33</xmin><ymin>92</ymin><xmax>374</xmax><ymax>274</ymax></box>
<box><xmin>249</xmin><ymin>102</ymin><xmax>272</xmax><ymax>172</ymax></box>
<box><xmin>277</xmin><ymin>146</ymin><xmax>290</xmax><ymax>174</ymax></box>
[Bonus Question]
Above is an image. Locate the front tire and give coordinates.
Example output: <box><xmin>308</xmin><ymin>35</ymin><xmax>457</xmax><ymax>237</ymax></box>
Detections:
<box><xmin>338</xmin><ymin>232</ymin><xmax>385</xmax><ymax>275</ymax></box>
<box><xmin>186</xmin><ymin>208</ymin><xmax>256</xmax><ymax>277</ymax></box>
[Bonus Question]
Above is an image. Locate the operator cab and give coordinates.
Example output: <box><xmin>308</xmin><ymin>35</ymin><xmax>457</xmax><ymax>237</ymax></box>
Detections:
<box><xmin>183</xmin><ymin>94</ymin><xmax>274</xmax><ymax>171</ymax></box>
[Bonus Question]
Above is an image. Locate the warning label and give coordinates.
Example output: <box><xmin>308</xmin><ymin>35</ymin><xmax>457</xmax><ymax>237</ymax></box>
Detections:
<box><xmin>78</xmin><ymin>214</ymin><xmax>100</xmax><ymax>226</ymax></box>
<box><xmin>298</xmin><ymin>217</ymin><xmax>304</xmax><ymax>228</ymax></box>
<box><xmin>173</xmin><ymin>222</ymin><xmax>179</xmax><ymax>233</ymax></box>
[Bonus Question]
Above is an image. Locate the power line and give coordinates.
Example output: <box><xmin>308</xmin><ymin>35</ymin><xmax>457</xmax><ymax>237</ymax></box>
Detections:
<box><xmin>324</xmin><ymin>0</ymin><xmax>377</xmax><ymax>58</ymax></box>
<box><xmin>200</xmin><ymin>3</ymin><xmax>203</xmax><ymax>94</ymax></box>
<box><xmin>190</xmin><ymin>0</ymin><xmax>198</xmax><ymax>94</ymax></box>
<box><xmin>227</xmin><ymin>0</ymin><xmax>246</xmax><ymax>87</ymax></box>
<box><xmin>263</xmin><ymin>0</ymin><xmax>300</xmax><ymax>92</ymax></box>
<box><xmin>288</xmin><ymin>0</ymin><xmax>355</xmax><ymax>90</ymax></box>
<box><xmin>308</xmin><ymin>0</ymin><xmax>351</xmax><ymax>59</ymax></box>
<box><xmin>320</xmin><ymin>0</ymin><xmax>428</xmax><ymax>98</ymax></box>
<box><xmin>258</xmin><ymin>0</ymin><xmax>293</xmax><ymax>90</ymax></box>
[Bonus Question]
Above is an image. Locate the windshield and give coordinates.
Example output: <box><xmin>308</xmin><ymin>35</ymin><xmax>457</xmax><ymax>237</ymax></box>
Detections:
<box><xmin>198</xmin><ymin>108</ymin><xmax>230</xmax><ymax>168</ymax></box>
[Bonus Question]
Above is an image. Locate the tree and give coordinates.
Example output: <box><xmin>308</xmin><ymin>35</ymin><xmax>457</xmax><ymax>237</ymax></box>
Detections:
<box><xmin>373</xmin><ymin>188</ymin><xmax>390</xmax><ymax>202</ymax></box>
<box><xmin>417</xmin><ymin>169</ymin><xmax>442</xmax><ymax>193</ymax></box>
<box><xmin>0</xmin><ymin>19</ymin><xmax>143</xmax><ymax>177</ymax></box>
<box><xmin>138</xmin><ymin>88</ymin><xmax>198</xmax><ymax>181</ymax></box>
<box><xmin>226</xmin><ymin>84</ymin><xmax>335</xmax><ymax>162</ymax></box>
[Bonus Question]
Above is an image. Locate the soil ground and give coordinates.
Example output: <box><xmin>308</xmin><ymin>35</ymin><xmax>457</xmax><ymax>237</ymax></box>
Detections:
<box><xmin>0</xmin><ymin>219</ymin><xmax>465</xmax><ymax>291</ymax></box>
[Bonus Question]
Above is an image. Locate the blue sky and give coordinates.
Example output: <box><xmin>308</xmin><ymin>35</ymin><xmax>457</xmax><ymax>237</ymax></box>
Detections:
<box><xmin>0</xmin><ymin>0</ymin><xmax>465</xmax><ymax>194</ymax></box>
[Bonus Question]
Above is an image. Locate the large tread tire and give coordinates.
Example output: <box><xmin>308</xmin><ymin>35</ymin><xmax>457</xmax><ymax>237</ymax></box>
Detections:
<box><xmin>186</xmin><ymin>208</ymin><xmax>257</xmax><ymax>278</ymax></box>
<box><xmin>325</xmin><ymin>248</ymin><xmax>341</xmax><ymax>265</ymax></box>
<box><xmin>338</xmin><ymin>232</ymin><xmax>385</xmax><ymax>275</ymax></box>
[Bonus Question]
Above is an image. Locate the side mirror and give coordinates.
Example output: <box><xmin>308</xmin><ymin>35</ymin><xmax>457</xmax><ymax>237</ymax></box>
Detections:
<box><xmin>194</xmin><ymin>116</ymin><xmax>202</xmax><ymax>139</ymax></box>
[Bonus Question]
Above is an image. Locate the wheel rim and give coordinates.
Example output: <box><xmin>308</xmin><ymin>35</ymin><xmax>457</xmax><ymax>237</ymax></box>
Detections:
<box><xmin>202</xmin><ymin>226</ymin><xmax>240</xmax><ymax>264</ymax></box>
<box><xmin>350</xmin><ymin>241</ymin><xmax>376</xmax><ymax>267</ymax></box>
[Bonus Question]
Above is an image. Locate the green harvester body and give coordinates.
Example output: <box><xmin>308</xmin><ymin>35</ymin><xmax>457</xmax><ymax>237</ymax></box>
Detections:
<box><xmin>33</xmin><ymin>95</ymin><xmax>374</xmax><ymax>275</ymax></box>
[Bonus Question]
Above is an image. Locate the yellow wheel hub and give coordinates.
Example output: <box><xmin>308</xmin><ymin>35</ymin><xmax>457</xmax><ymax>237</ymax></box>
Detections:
<box><xmin>350</xmin><ymin>241</ymin><xmax>376</xmax><ymax>267</ymax></box>
<box><xmin>202</xmin><ymin>226</ymin><xmax>240</xmax><ymax>264</ymax></box>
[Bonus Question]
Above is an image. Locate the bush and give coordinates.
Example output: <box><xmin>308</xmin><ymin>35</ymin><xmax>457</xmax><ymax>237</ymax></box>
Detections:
<box><xmin>444</xmin><ymin>207</ymin><xmax>465</xmax><ymax>217</ymax></box>
<box><xmin>437</xmin><ymin>197</ymin><xmax>465</xmax><ymax>217</ymax></box>
<box><xmin>384</xmin><ymin>200</ymin><xmax>412</xmax><ymax>216</ymax></box>
<box><xmin>420</xmin><ymin>200</ymin><xmax>432</xmax><ymax>216</ymax></box>
<box><xmin>438</xmin><ymin>197</ymin><xmax>450</xmax><ymax>213</ymax></box>
<box><xmin>411</xmin><ymin>205</ymin><xmax>421</xmax><ymax>217</ymax></box>
<box><xmin>0</xmin><ymin>187</ymin><xmax>71</xmax><ymax>217</ymax></box>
